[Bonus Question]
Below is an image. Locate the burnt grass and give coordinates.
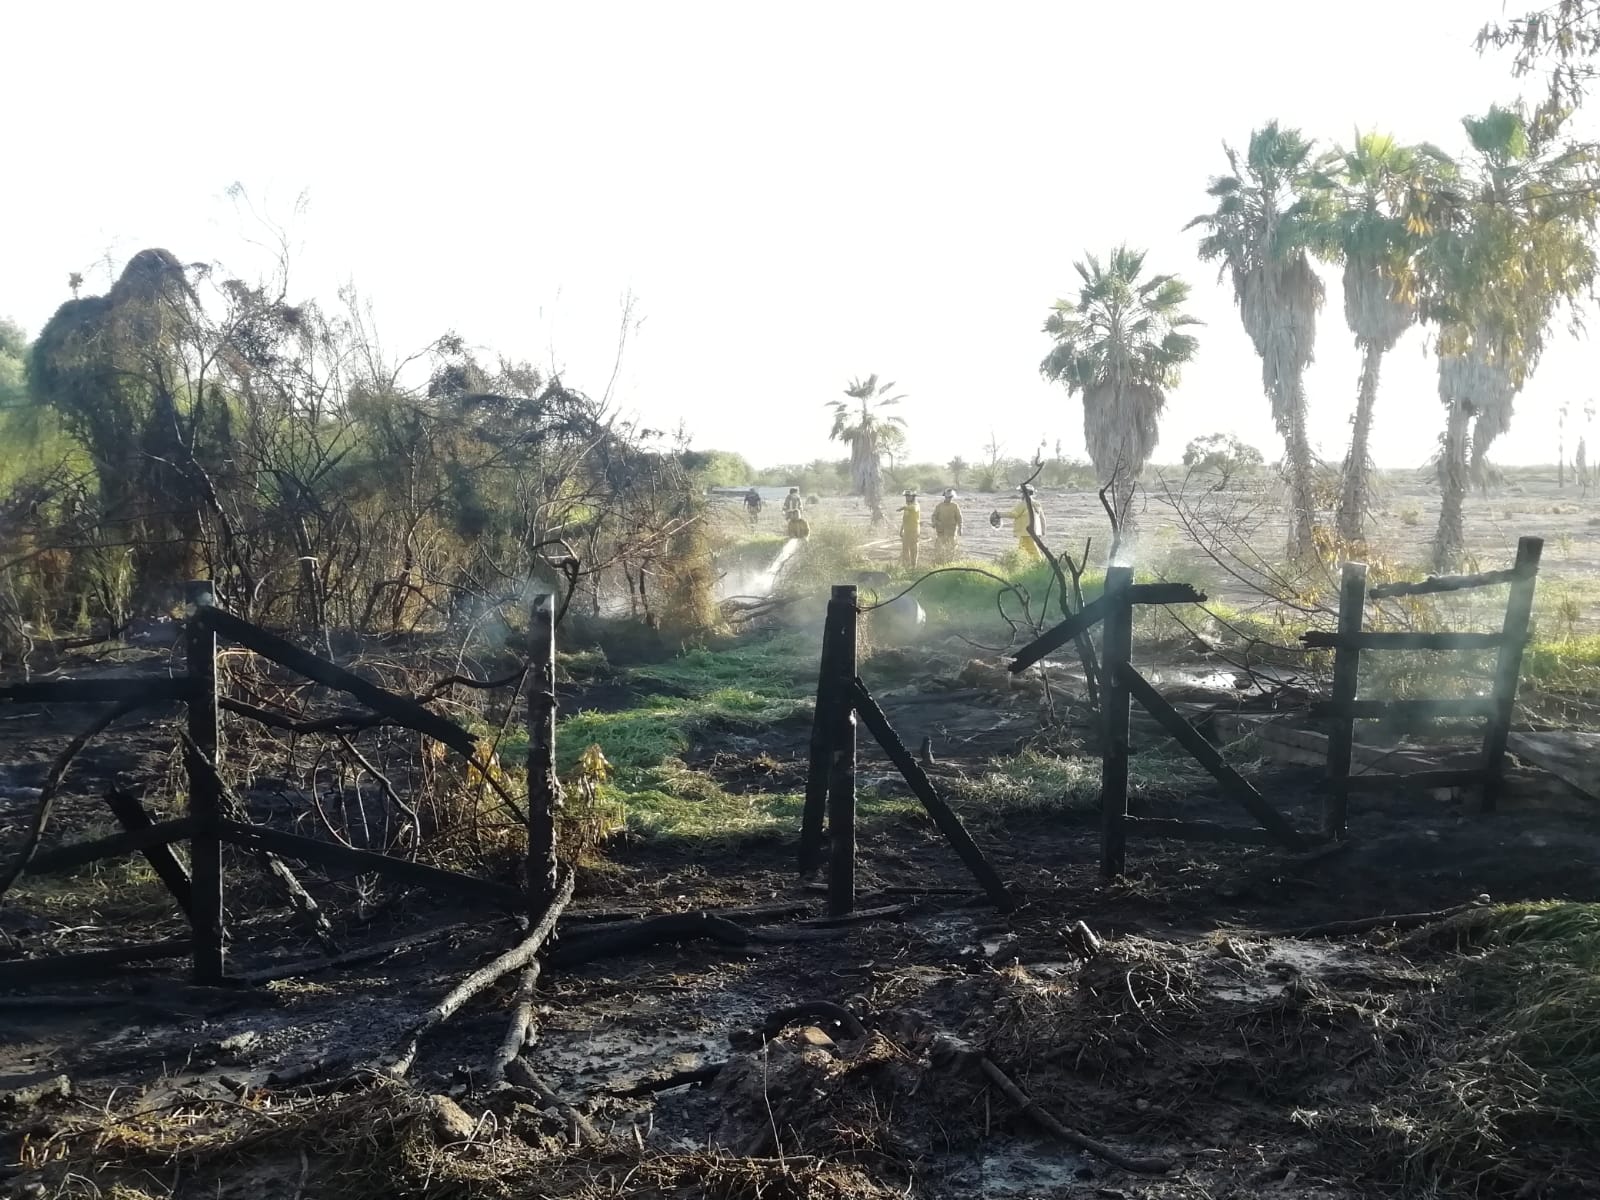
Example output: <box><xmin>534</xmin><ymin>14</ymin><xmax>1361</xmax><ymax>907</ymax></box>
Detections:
<box><xmin>3</xmin><ymin>631</ymin><xmax>1600</xmax><ymax>1199</ymax></box>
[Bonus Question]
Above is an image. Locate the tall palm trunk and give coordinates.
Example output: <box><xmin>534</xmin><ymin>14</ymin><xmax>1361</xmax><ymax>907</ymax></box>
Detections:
<box><xmin>1468</xmin><ymin>400</ymin><xmax>1515</xmax><ymax>492</ymax></box>
<box><xmin>1283</xmin><ymin>374</ymin><xmax>1317</xmax><ymax>558</ymax></box>
<box><xmin>1433</xmin><ymin>399</ymin><xmax>1472</xmax><ymax>571</ymax></box>
<box><xmin>860</xmin><ymin>450</ymin><xmax>882</xmax><ymax>518</ymax></box>
<box><xmin>1434</xmin><ymin>338</ymin><xmax>1511</xmax><ymax>567</ymax></box>
<box><xmin>1107</xmin><ymin>477</ymin><xmax>1136</xmax><ymax>564</ymax></box>
<box><xmin>1336</xmin><ymin>340</ymin><xmax>1384</xmax><ymax>541</ymax></box>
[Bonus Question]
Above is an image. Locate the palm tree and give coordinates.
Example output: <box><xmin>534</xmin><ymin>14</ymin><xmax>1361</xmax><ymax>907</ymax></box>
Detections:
<box><xmin>1040</xmin><ymin>246</ymin><xmax>1200</xmax><ymax>557</ymax></box>
<box><xmin>1189</xmin><ymin>122</ymin><xmax>1325</xmax><ymax>558</ymax></box>
<box><xmin>1464</xmin><ymin>109</ymin><xmax>1594</xmax><ymax>488</ymax></box>
<box><xmin>1311</xmin><ymin>132</ymin><xmax>1444</xmax><ymax>541</ymax></box>
<box><xmin>827</xmin><ymin>374</ymin><xmax>906</xmax><ymax>517</ymax></box>
<box><xmin>1412</xmin><ymin>105</ymin><xmax>1597</xmax><ymax>568</ymax></box>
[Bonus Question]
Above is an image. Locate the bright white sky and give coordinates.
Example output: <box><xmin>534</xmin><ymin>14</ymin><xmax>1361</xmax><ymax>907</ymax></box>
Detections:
<box><xmin>3</xmin><ymin>0</ymin><xmax>1594</xmax><ymax>469</ymax></box>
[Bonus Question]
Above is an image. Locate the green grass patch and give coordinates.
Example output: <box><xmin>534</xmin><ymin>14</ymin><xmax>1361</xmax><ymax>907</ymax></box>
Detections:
<box><xmin>953</xmin><ymin>750</ymin><xmax>1102</xmax><ymax>809</ymax></box>
<box><xmin>1522</xmin><ymin>633</ymin><xmax>1600</xmax><ymax>694</ymax></box>
<box><xmin>600</xmin><ymin>766</ymin><xmax>915</xmax><ymax>841</ymax></box>
<box><xmin>951</xmin><ymin>746</ymin><xmax>1226</xmax><ymax>815</ymax></box>
<box><xmin>543</xmin><ymin>630</ymin><xmax>827</xmax><ymax>841</ymax></box>
<box><xmin>633</xmin><ymin>630</ymin><xmax>814</xmax><ymax>697</ymax></box>
<box><xmin>557</xmin><ymin>688</ymin><xmax>801</xmax><ymax>775</ymax></box>
<box><xmin>10</xmin><ymin>830</ymin><xmax>190</xmax><ymax>928</ymax></box>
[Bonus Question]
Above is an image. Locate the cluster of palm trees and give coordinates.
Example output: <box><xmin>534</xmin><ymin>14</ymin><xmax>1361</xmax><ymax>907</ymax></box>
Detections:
<box><xmin>1043</xmin><ymin>104</ymin><xmax>1598</xmax><ymax>570</ymax></box>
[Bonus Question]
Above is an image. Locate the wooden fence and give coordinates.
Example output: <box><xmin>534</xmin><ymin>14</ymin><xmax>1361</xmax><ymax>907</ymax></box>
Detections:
<box><xmin>888</xmin><ymin>540</ymin><xmax>1545</xmax><ymax>880</ymax></box>
<box><xmin>1305</xmin><ymin>535</ymin><xmax>1544</xmax><ymax>833</ymax></box>
<box><xmin>1</xmin><ymin>583</ymin><xmax>564</xmax><ymax>986</ymax></box>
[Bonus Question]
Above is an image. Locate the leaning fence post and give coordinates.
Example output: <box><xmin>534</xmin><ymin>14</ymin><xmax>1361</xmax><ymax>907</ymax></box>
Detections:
<box><xmin>1099</xmin><ymin>568</ymin><xmax>1133</xmax><ymax>880</ymax></box>
<box><xmin>527</xmin><ymin>594</ymin><xmax>562</xmax><ymax>910</ymax></box>
<box><xmin>826</xmin><ymin>585</ymin><xmax>859</xmax><ymax>916</ymax></box>
<box><xmin>184</xmin><ymin>580</ymin><xmax>226</xmax><ymax>984</ymax></box>
<box><xmin>1481</xmin><ymin>536</ymin><xmax>1542</xmax><ymax>813</ymax></box>
<box><xmin>1324</xmin><ymin>561</ymin><xmax>1367</xmax><ymax>838</ymax></box>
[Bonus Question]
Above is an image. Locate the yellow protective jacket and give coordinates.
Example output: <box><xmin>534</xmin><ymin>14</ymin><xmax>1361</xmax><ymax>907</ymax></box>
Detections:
<box><xmin>932</xmin><ymin>500</ymin><xmax>962</xmax><ymax>536</ymax></box>
<box><xmin>898</xmin><ymin>504</ymin><xmax>921</xmax><ymax>539</ymax></box>
<box><xmin>1011</xmin><ymin>502</ymin><xmax>1043</xmax><ymax>538</ymax></box>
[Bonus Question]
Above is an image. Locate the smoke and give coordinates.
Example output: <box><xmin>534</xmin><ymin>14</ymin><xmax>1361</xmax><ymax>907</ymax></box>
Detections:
<box><xmin>1107</xmin><ymin>529</ymin><xmax>1142</xmax><ymax>570</ymax></box>
<box><xmin>716</xmin><ymin>537</ymin><xmax>802</xmax><ymax>602</ymax></box>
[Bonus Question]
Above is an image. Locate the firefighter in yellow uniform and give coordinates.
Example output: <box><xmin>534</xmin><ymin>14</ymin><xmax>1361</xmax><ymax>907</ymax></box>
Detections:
<box><xmin>931</xmin><ymin>488</ymin><xmax>963</xmax><ymax>562</ymax></box>
<box><xmin>991</xmin><ymin>483</ymin><xmax>1044</xmax><ymax>559</ymax></box>
<box><xmin>786</xmin><ymin>509</ymin><xmax>810</xmax><ymax>540</ymax></box>
<box><xmin>897</xmin><ymin>489</ymin><xmax>921</xmax><ymax>569</ymax></box>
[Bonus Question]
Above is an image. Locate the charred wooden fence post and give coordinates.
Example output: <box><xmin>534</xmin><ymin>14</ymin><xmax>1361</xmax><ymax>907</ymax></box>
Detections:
<box><xmin>826</xmin><ymin>586</ymin><xmax>859</xmax><ymax>916</ymax></box>
<box><xmin>1098</xmin><ymin>568</ymin><xmax>1133</xmax><ymax>880</ymax></box>
<box><xmin>184</xmin><ymin>580</ymin><xmax>226</xmax><ymax>984</ymax></box>
<box><xmin>1324</xmin><ymin>562</ymin><xmax>1368</xmax><ymax>839</ymax></box>
<box><xmin>798</xmin><ymin>589</ymin><xmax>846</xmax><ymax>877</ymax></box>
<box><xmin>527</xmin><ymin>594</ymin><xmax>562</xmax><ymax>910</ymax></box>
<box><xmin>1481</xmin><ymin>536</ymin><xmax>1543</xmax><ymax>813</ymax></box>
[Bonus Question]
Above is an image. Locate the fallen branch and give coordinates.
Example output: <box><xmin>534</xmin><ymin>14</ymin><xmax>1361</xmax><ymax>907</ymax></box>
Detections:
<box><xmin>933</xmin><ymin>1035</ymin><xmax>1171</xmax><ymax>1174</ymax></box>
<box><xmin>1</xmin><ymin>938</ymin><xmax>193</xmax><ymax>984</ymax></box>
<box><xmin>384</xmin><ymin>869</ymin><xmax>574</xmax><ymax>1077</ymax></box>
<box><xmin>1270</xmin><ymin>895</ymin><xmax>1490</xmax><ymax>939</ymax></box>
<box><xmin>197</xmin><ymin>606</ymin><xmax>476</xmax><ymax>755</ymax></box>
<box><xmin>617</xmin><ymin>1063</ymin><xmax>725</xmax><ymax>1096</ymax></box>
<box><xmin>203</xmin><ymin>612</ymin><xmax>527</xmax><ymax>825</ymax></box>
<box><xmin>419</xmin><ymin>667</ymin><xmax>527</xmax><ymax>700</ymax></box>
<box><xmin>505</xmin><ymin>1055</ymin><xmax>603</xmax><ymax>1146</ymax></box>
<box><xmin>219</xmin><ymin>695</ymin><xmax>392</xmax><ymax>736</ymax></box>
<box><xmin>547</xmin><ymin>912</ymin><xmax>756</xmax><ymax>967</ymax></box>
<box><xmin>238</xmin><ymin>920</ymin><xmax>480</xmax><ymax>985</ymax></box>
<box><xmin>760</xmin><ymin>1001</ymin><xmax>867</xmax><ymax>1042</ymax></box>
<box><xmin>796</xmin><ymin>903</ymin><xmax>910</xmax><ymax>928</ymax></box>
<box><xmin>485</xmin><ymin>963</ymin><xmax>541</xmax><ymax>1086</ymax></box>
